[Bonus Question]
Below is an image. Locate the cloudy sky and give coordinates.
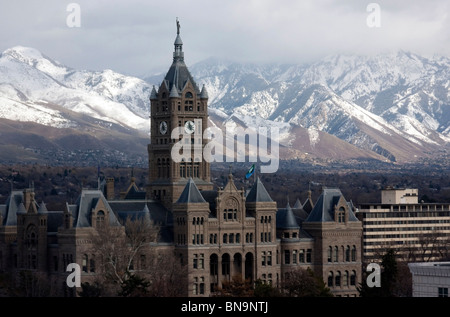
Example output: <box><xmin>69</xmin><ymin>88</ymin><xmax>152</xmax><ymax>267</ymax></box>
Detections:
<box><xmin>1</xmin><ymin>0</ymin><xmax>449</xmax><ymax>77</ymax></box>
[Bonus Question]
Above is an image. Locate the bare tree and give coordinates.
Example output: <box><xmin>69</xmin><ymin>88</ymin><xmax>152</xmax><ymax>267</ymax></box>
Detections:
<box><xmin>88</xmin><ymin>214</ymin><xmax>160</xmax><ymax>290</ymax></box>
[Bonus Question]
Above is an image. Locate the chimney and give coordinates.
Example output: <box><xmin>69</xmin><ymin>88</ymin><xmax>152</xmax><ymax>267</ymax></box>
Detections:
<box><xmin>106</xmin><ymin>177</ymin><xmax>115</xmax><ymax>200</ymax></box>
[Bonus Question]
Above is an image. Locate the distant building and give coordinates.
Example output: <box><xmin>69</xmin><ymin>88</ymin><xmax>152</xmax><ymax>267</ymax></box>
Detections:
<box><xmin>408</xmin><ymin>262</ymin><xmax>450</xmax><ymax>297</ymax></box>
<box><xmin>0</xmin><ymin>21</ymin><xmax>363</xmax><ymax>297</ymax></box>
<box><xmin>381</xmin><ymin>187</ymin><xmax>418</xmax><ymax>204</ymax></box>
<box><xmin>357</xmin><ymin>188</ymin><xmax>450</xmax><ymax>263</ymax></box>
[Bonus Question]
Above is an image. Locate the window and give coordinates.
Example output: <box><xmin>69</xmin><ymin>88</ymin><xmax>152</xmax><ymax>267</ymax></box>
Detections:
<box><xmin>262</xmin><ymin>251</ymin><xmax>266</xmax><ymax>266</ymax></box>
<box><xmin>193</xmin><ymin>254</ymin><xmax>198</xmax><ymax>269</ymax></box>
<box><xmin>299</xmin><ymin>249</ymin><xmax>305</xmax><ymax>263</ymax></box>
<box><xmin>82</xmin><ymin>254</ymin><xmax>88</xmax><ymax>273</ymax></box>
<box><xmin>284</xmin><ymin>250</ymin><xmax>290</xmax><ymax>264</ymax></box>
<box><xmin>337</xmin><ymin>207</ymin><xmax>345</xmax><ymax>223</ymax></box>
<box><xmin>306</xmin><ymin>249</ymin><xmax>312</xmax><ymax>263</ymax></box>
<box><xmin>345</xmin><ymin>245</ymin><xmax>350</xmax><ymax>262</ymax></box>
<box><xmin>335</xmin><ymin>271</ymin><xmax>341</xmax><ymax>287</ymax></box>
<box><xmin>328</xmin><ymin>272</ymin><xmax>334</xmax><ymax>287</ymax></box>
<box><xmin>334</xmin><ymin>246</ymin><xmax>339</xmax><ymax>262</ymax></box>
<box><xmin>89</xmin><ymin>256</ymin><xmax>96</xmax><ymax>273</ymax></box>
<box><xmin>199</xmin><ymin>254</ymin><xmax>204</xmax><ymax>269</ymax></box>
<box><xmin>438</xmin><ymin>287</ymin><xmax>448</xmax><ymax>297</ymax></box>
<box><xmin>328</xmin><ymin>246</ymin><xmax>332</xmax><ymax>262</ymax></box>
<box><xmin>292</xmin><ymin>250</ymin><xmax>297</xmax><ymax>264</ymax></box>
<box><xmin>96</xmin><ymin>210</ymin><xmax>105</xmax><ymax>228</ymax></box>
<box><xmin>267</xmin><ymin>251</ymin><xmax>272</xmax><ymax>266</ymax></box>
<box><xmin>343</xmin><ymin>271</ymin><xmax>349</xmax><ymax>287</ymax></box>
<box><xmin>350</xmin><ymin>271</ymin><xmax>356</xmax><ymax>286</ymax></box>
<box><xmin>351</xmin><ymin>245</ymin><xmax>357</xmax><ymax>262</ymax></box>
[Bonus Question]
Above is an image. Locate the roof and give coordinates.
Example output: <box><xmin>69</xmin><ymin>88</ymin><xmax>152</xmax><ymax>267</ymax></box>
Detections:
<box><xmin>176</xmin><ymin>178</ymin><xmax>207</xmax><ymax>204</ymax></box>
<box><xmin>69</xmin><ymin>189</ymin><xmax>121</xmax><ymax>228</ymax></box>
<box><xmin>245</xmin><ymin>177</ymin><xmax>273</xmax><ymax>203</ymax></box>
<box><xmin>304</xmin><ymin>188</ymin><xmax>359</xmax><ymax>223</ymax></box>
<box><xmin>109</xmin><ymin>200</ymin><xmax>173</xmax><ymax>244</ymax></box>
<box><xmin>276</xmin><ymin>203</ymin><xmax>300</xmax><ymax>229</ymax></box>
<box><xmin>162</xmin><ymin>29</ymin><xmax>200</xmax><ymax>94</ymax></box>
<box><xmin>0</xmin><ymin>190</ymin><xmax>39</xmax><ymax>225</ymax></box>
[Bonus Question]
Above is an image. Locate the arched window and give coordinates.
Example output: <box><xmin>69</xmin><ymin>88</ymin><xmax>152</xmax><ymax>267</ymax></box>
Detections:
<box><xmin>90</xmin><ymin>256</ymin><xmax>96</xmax><ymax>273</ymax></box>
<box><xmin>337</xmin><ymin>207</ymin><xmax>346</xmax><ymax>223</ymax></box>
<box><xmin>351</xmin><ymin>245</ymin><xmax>357</xmax><ymax>262</ymax></box>
<box><xmin>334</xmin><ymin>246</ymin><xmax>339</xmax><ymax>262</ymax></box>
<box><xmin>328</xmin><ymin>272</ymin><xmax>334</xmax><ymax>287</ymax></box>
<box><xmin>82</xmin><ymin>254</ymin><xmax>88</xmax><ymax>272</ymax></box>
<box><xmin>335</xmin><ymin>271</ymin><xmax>341</xmax><ymax>287</ymax></box>
<box><xmin>96</xmin><ymin>211</ymin><xmax>105</xmax><ymax>228</ymax></box>
<box><xmin>343</xmin><ymin>270</ymin><xmax>349</xmax><ymax>287</ymax></box>
<box><xmin>185</xmin><ymin>92</ymin><xmax>193</xmax><ymax>98</ymax></box>
<box><xmin>327</xmin><ymin>246</ymin><xmax>332</xmax><ymax>262</ymax></box>
<box><xmin>350</xmin><ymin>270</ymin><xmax>357</xmax><ymax>286</ymax></box>
<box><xmin>346</xmin><ymin>245</ymin><xmax>351</xmax><ymax>262</ymax></box>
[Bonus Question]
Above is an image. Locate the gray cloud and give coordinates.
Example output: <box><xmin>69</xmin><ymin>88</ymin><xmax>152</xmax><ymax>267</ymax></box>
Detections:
<box><xmin>0</xmin><ymin>0</ymin><xmax>448</xmax><ymax>77</ymax></box>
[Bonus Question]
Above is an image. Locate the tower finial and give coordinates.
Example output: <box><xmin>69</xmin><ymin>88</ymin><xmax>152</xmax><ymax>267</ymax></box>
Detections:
<box><xmin>176</xmin><ymin>17</ymin><xmax>180</xmax><ymax>35</ymax></box>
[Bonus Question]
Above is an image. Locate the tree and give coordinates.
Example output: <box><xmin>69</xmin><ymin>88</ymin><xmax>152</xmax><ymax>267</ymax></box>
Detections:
<box><xmin>253</xmin><ymin>279</ymin><xmax>281</xmax><ymax>297</ymax></box>
<box><xmin>88</xmin><ymin>213</ymin><xmax>160</xmax><ymax>295</ymax></box>
<box><xmin>118</xmin><ymin>273</ymin><xmax>150</xmax><ymax>297</ymax></box>
<box><xmin>78</xmin><ymin>281</ymin><xmax>103</xmax><ymax>297</ymax></box>
<box><xmin>282</xmin><ymin>267</ymin><xmax>333</xmax><ymax>297</ymax></box>
<box><xmin>213</xmin><ymin>275</ymin><xmax>254</xmax><ymax>297</ymax></box>
<box><xmin>358</xmin><ymin>248</ymin><xmax>411</xmax><ymax>297</ymax></box>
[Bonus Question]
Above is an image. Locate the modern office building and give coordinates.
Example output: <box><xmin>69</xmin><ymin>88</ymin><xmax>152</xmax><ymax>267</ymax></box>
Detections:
<box><xmin>357</xmin><ymin>188</ymin><xmax>450</xmax><ymax>263</ymax></box>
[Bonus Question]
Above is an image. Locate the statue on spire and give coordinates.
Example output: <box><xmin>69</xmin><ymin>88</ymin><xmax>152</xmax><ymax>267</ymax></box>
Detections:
<box><xmin>176</xmin><ymin>17</ymin><xmax>180</xmax><ymax>35</ymax></box>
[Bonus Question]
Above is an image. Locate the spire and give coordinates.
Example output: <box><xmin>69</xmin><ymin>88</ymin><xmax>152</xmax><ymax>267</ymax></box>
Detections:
<box><xmin>293</xmin><ymin>198</ymin><xmax>302</xmax><ymax>209</ymax></box>
<box><xmin>163</xmin><ymin>18</ymin><xmax>200</xmax><ymax>94</ymax></box>
<box><xmin>200</xmin><ymin>84</ymin><xmax>208</xmax><ymax>99</ymax></box>
<box><xmin>38</xmin><ymin>201</ymin><xmax>48</xmax><ymax>214</ymax></box>
<box><xmin>169</xmin><ymin>83</ymin><xmax>180</xmax><ymax>98</ymax></box>
<box><xmin>173</xmin><ymin>17</ymin><xmax>184</xmax><ymax>62</ymax></box>
<box><xmin>176</xmin><ymin>178</ymin><xmax>207</xmax><ymax>203</ymax></box>
<box><xmin>246</xmin><ymin>177</ymin><xmax>273</xmax><ymax>203</ymax></box>
<box><xmin>278</xmin><ymin>203</ymin><xmax>300</xmax><ymax>230</ymax></box>
<box><xmin>150</xmin><ymin>85</ymin><xmax>158</xmax><ymax>100</ymax></box>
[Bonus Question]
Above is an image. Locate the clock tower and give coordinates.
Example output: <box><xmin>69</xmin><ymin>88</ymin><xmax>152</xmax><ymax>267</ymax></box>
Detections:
<box><xmin>147</xmin><ymin>19</ymin><xmax>213</xmax><ymax>209</ymax></box>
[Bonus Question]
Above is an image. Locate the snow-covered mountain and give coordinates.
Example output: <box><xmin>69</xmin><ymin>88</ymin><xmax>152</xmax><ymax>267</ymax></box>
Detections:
<box><xmin>182</xmin><ymin>52</ymin><xmax>450</xmax><ymax>162</ymax></box>
<box><xmin>0</xmin><ymin>46</ymin><xmax>448</xmax><ymax>164</ymax></box>
<box><xmin>0</xmin><ymin>46</ymin><xmax>150</xmax><ymax>131</ymax></box>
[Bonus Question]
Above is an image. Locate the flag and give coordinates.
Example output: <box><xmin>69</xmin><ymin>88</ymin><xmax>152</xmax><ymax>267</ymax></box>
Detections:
<box><xmin>245</xmin><ymin>164</ymin><xmax>255</xmax><ymax>179</ymax></box>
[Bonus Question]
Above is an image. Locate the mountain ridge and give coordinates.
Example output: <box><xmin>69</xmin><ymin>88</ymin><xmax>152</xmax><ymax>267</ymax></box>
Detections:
<box><xmin>0</xmin><ymin>45</ymin><xmax>449</xmax><ymax>165</ymax></box>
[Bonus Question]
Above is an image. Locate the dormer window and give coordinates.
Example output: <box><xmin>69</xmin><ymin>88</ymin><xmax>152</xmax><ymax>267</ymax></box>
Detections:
<box><xmin>96</xmin><ymin>210</ymin><xmax>105</xmax><ymax>228</ymax></box>
<box><xmin>337</xmin><ymin>207</ymin><xmax>346</xmax><ymax>223</ymax></box>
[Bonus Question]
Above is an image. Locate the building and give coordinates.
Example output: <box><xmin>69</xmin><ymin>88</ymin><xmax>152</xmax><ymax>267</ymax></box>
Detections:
<box><xmin>408</xmin><ymin>262</ymin><xmax>450</xmax><ymax>297</ymax></box>
<box><xmin>357</xmin><ymin>188</ymin><xmax>450</xmax><ymax>263</ymax></box>
<box><xmin>0</xmin><ymin>20</ymin><xmax>362</xmax><ymax>297</ymax></box>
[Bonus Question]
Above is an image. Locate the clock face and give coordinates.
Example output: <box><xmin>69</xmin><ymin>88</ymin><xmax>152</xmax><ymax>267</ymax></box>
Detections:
<box><xmin>159</xmin><ymin>121</ymin><xmax>168</xmax><ymax>135</ymax></box>
<box><xmin>184</xmin><ymin>120</ymin><xmax>195</xmax><ymax>134</ymax></box>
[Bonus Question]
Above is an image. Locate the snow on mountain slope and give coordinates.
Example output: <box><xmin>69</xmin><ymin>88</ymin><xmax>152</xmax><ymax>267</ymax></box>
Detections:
<box><xmin>183</xmin><ymin>52</ymin><xmax>449</xmax><ymax>162</ymax></box>
<box><xmin>0</xmin><ymin>46</ymin><xmax>150</xmax><ymax>131</ymax></box>
<box><xmin>1</xmin><ymin>45</ymin><xmax>448</xmax><ymax>164</ymax></box>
